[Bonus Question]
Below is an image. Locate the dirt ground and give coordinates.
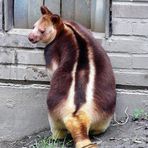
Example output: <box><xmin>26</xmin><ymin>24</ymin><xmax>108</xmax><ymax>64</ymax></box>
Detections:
<box><xmin>1</xmin><ymin>118</ymin><xmax>148</xmax><ymax>148</ymax></box>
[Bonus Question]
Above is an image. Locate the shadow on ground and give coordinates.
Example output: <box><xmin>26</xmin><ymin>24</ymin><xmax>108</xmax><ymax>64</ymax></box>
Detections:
<box><xmin>1</xmin><ymin>118</ymin><xmax>148</xmax><ymax>148</ymax></box>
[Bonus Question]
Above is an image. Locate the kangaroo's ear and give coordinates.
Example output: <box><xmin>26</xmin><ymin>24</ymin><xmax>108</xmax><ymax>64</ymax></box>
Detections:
<box><xmin>51</xmin><ymin>14</ymin><xmax>60</xmax><ymax>24</ymax></box>
<box><xmin>40</xmin><ymin>6</ymin><xmax>52</xmax><ymax>15</ymax></box>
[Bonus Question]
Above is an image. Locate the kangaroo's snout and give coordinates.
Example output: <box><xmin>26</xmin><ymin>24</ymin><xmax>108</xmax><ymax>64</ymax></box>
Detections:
<box><xmin>28</xmin><ymin>33</ymin><xmax>39</xmax><ymax>44</ymax></box>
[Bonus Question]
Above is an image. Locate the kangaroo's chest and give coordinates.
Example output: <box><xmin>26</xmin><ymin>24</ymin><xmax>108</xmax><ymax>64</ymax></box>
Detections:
<box><xmin>46</xmin><ymin>60</ymin><xmax>58</xmax><ymax>79</ymax></box>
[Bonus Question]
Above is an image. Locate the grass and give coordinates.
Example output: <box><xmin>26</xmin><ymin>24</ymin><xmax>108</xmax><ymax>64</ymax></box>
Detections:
<box><xmin>31</xmin><ymin>135</ymin><xmax>72</xmax><ymax>148</ymax></box>
<box><xmin>132</xmin><ymin>109</ymin><xmax>148</xmax><ymax>120</ymax></box>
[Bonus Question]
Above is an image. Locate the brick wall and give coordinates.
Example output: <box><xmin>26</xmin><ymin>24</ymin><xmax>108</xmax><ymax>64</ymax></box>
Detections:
<box><xmin>108</xmin><ymin>0</ymin><xmax>148</xmax><ymax>122</ymax></box>
<box><xmin>0</xmin><ymin>0</ymin><xmax>148</xmax><ymax>142</ymax></box>
<box><xmin>110</xmin><ymin>0</ymin><xmax>148</xmax><ymax>87</ymax></box>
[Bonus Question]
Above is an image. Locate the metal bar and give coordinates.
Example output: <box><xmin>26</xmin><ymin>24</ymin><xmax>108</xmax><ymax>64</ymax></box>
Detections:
<box><xmin>61</xmin><ymin>0</ymin><xmax>75</xmax><ymax>20</ymax></box>
<box><xmin>14</xmin><ymin>0</ymin><xmax>28</xmax><ymax>28</ymax></box>
<box><xmin>75</xmin><ymin>0</ymin><xmax>91</xmax><ymax>28</ymax></box>
<box><xmin>105</xmin><ymin>0</ymin><xmax>111</xmax><ymax>38</ymax></box>
<box><xmin>91</xmin><ymin>0</ymin><xmax>106</xmax><ymax>32</ymax></box>
<box><xmin>28</xmin><ymin>0</ymin><xmax>43</xmax><ymax>28</ymax></box>
<box><xmin>4</xmin><ymin>0</ymin><xmax>13</xmax><ymax>31</ymax></box>
<box><xmin>45</xmin><ymin>0</ymin><xmax>60</xmax><ymax>14</ymax></box>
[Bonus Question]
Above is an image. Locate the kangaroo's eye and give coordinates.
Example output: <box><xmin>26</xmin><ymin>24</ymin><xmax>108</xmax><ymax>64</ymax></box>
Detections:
<box><xmin>39</xmin><ymin>29</ymin><xmax>45</xmax><ymax>34</ymax></box>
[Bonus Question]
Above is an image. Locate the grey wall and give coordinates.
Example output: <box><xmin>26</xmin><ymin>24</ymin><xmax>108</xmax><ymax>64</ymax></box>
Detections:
<box><xmin>0</xmin><ymin>0</ymin><xmax>148</xmax><ymax>142</ymax></box>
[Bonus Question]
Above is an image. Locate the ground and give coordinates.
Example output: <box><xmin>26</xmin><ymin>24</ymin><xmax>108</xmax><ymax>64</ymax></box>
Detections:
<box><xmin>1</xmin><ymin>116</ymin><xmax>147</xmax><ymax>148</ymax></box>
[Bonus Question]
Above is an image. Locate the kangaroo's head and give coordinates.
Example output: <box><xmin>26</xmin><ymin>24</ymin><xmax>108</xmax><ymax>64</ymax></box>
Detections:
<box><xmin>28</xmin><ymin>6</ymin><xmax>63</xmax><ymax>44</ymax></box>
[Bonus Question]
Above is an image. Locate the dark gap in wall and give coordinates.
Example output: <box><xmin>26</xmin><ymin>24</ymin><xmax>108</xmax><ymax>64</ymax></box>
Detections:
<box><xmin>117</xmin><ymin>84</ymin><xmax>148</xmax><ymax>91</ymax></box>
<box><xmin>14</xmin><ymin>50</ymin><xmax>18</xmax><ymax>65</ymax></box>
<box><xmin>0</xmin><ymin>79</ymin><xmax>147</xmax><ymax>91</ymax></box>
<box><xmin>0</xmin><ymin>79</ymin><xmax>50</xmax><ymax>85</ymax></box>
<box><xmin>43</xmin><ymin>0</ymin><xmax>45</xmax><ymax>5</ymax></box>
<box><xmin>0</xmin><ymin>46</ymin><xmax>45</xmax><ymax>50</ymax></box>
<box><xmin>0</xmin><ymin>63</ymin><xmax>46</xmax><ymax>66</ymax></box>
<box><xmin>12</xmin><ymin>0</ymin><xmax>14</xmax><ymax>27</ymax></box>
<box><xmin>110</xmin><ymin>0</ymin><xmax>112</xmax><ymax>37</ymax></box>
<box><xmin>60</xmin><ymin>0</ymin><xmax>62</xmax><ymax>16</ymax></box>
<box><xmin>2</xmin><ymin>0</ymin><xmax>4</xmax><ymax>31</ymax></box>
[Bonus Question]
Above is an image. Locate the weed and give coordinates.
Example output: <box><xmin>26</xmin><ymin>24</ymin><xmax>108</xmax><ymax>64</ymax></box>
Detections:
<box><xmin>31</xmin><ymin>135</ymin><xmax>72</xmax><ymax>148</ymax></box>
<box><xmin>132</xmin><ymin>109</ymin><xmax>148</xmax><ymax>121</ymax></box>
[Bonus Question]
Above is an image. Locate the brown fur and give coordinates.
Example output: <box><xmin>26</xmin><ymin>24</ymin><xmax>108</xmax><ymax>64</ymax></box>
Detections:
<box><xmin>28</xmin><ymin>6</ymin><xmax>116</xmax><ymax>148</ymax></box>
<box><xmin>65</xmin><ymin>22</ymin><xmax>116</xmax><ymax>114</ymax></box>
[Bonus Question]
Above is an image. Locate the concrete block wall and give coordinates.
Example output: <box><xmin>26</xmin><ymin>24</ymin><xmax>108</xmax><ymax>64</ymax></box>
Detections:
<box><xmin>0</xmin><ymin>84</ymin><xmax>49</xmax><ymax>142</ymax></box>
<box><xmin>112</xmin><ymin>1</ymin><xmax>148</xmax><ymax>36</ymax></box>
<box><xmin>110</xmin><ymin>0</ymin><xmax>148</xmax><ymax>87</ymax></box>
<box><xmin>0</xmin><ymin>0</ymin><xmax>148</xmax><ymax>143</ymax></box>
<box><xmin>108</xmin><ymin>0</ymin><xmax>148</xmax><ymax>117</ymax></box>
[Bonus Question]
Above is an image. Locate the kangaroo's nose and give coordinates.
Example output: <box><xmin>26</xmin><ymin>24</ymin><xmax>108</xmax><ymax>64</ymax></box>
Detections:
<box><xmin>28</xmin><ymin>36</ymin><xmax>34</xmax><ymax>42</ymax></box>
<box><xmin>28</xmin><ymin>33</ymin><xmax>38</xmax><ymax>43</ymax></box>
<box><xmin>28</xmin><ymin>33</ymin><xmax>35</xmax><ymax>43</ymax></box>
